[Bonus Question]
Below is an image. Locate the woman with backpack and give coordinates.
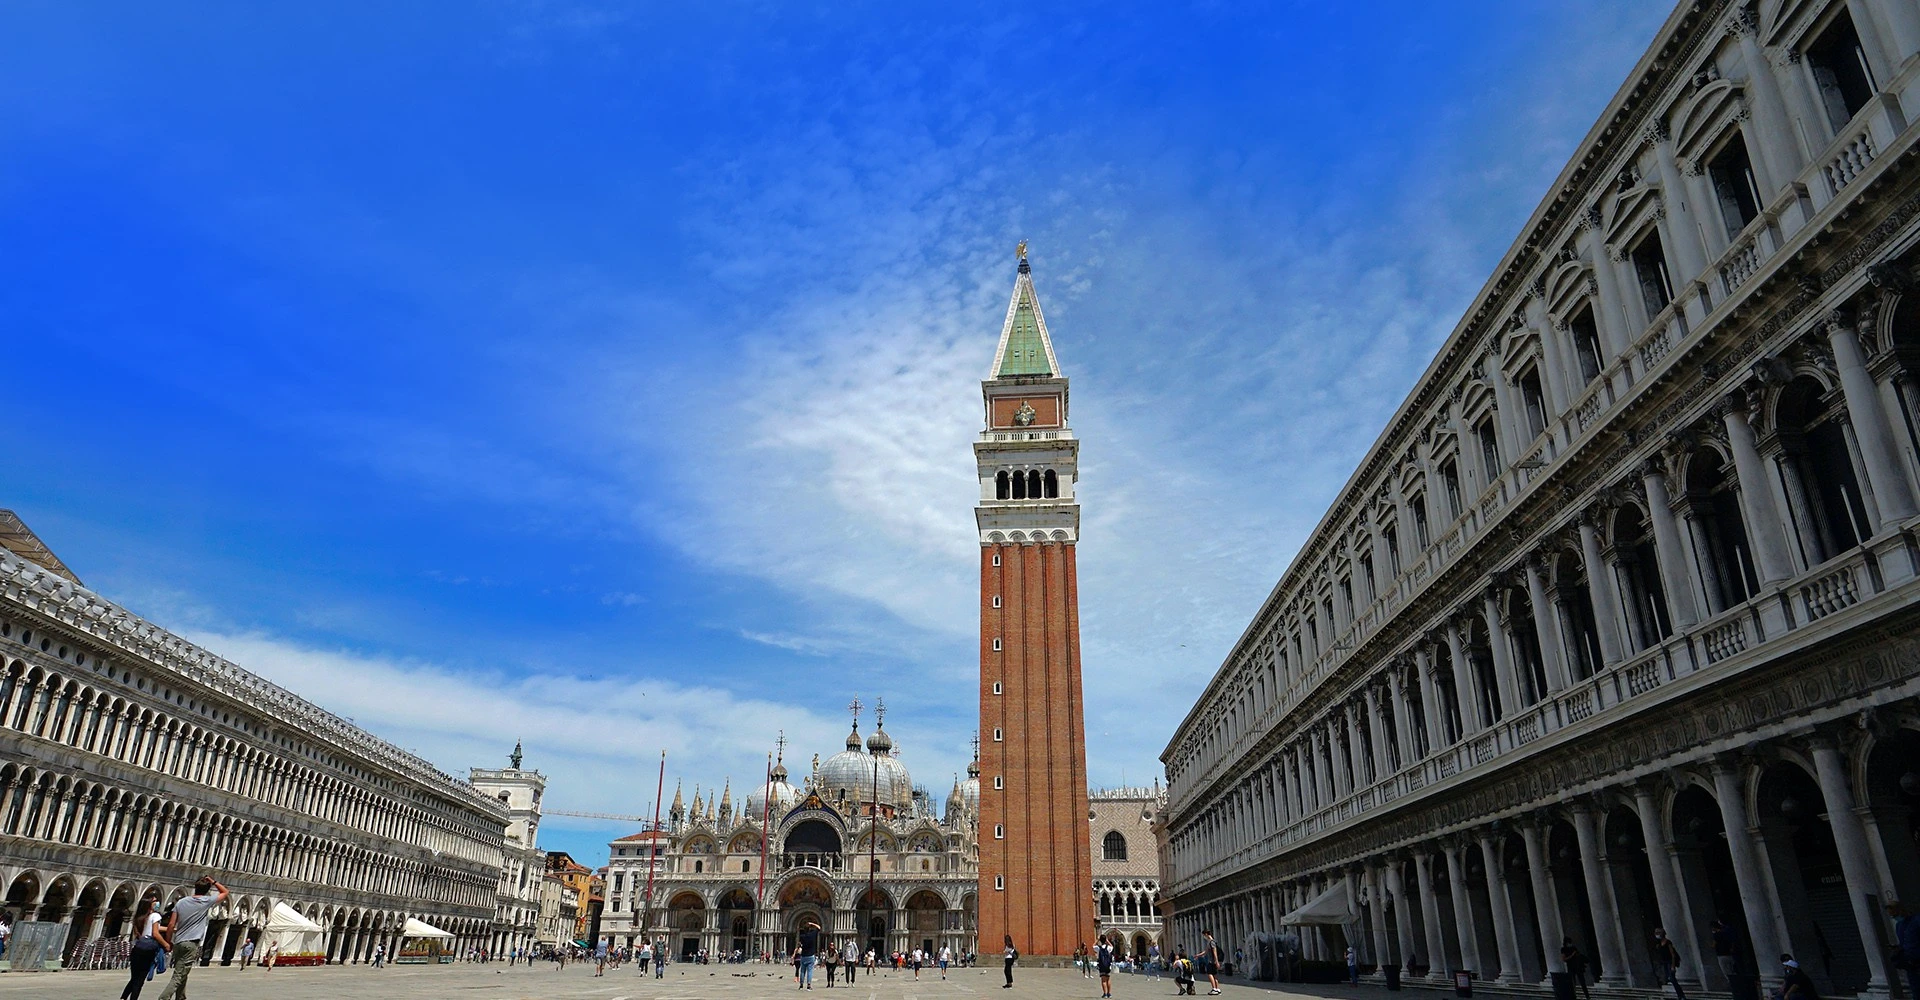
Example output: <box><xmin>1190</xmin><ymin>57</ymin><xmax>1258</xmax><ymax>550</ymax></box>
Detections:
<box><xmin>1002</xmin><ymin>935</ymin><xmax>1018</xmax><ymax>989</ymax></box>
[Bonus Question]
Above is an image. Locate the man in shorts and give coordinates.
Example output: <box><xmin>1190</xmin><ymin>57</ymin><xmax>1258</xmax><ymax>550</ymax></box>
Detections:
<box><xmin>1199</xmin><ymin>930</ymin><xmax>1222</xmax><ymax>995</ymax></box>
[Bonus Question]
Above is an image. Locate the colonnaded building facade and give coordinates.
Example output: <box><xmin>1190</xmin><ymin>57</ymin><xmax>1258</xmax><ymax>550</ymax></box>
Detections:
<box><xmin>1160</xmin><ymin>1</ymin><xmax>1920</xmax><ymax>998</ymax></box>
<box><xmin>599</xmin><ymin>715</ymin><xmax>981</xmax><ymax>960</ymax></box>
<box><xmin>0</xmin><ymin>512</ymin><xmax>544</xmax><ymax>967</ymax></box>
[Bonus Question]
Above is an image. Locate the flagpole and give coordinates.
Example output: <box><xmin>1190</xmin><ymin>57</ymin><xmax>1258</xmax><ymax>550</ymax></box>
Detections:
<box><xmin>642</xmin><ymin>750</ymin><xmax>666</xmax><ymax>954</ymax></box>
<box><xmin>757</xmin><ymin>750</ymin><xmax>772</xmax><ymax>957</ymax></box>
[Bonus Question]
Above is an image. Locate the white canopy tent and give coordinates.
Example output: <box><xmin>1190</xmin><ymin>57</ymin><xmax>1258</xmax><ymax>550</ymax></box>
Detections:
<box><xmin>401</xmin><ymin>917</ymin><xmax>454</xmax><ymax>939</ymax></box>
<box><xmin>1279</xmin><ymin>880</ymin><xmax>1355</xmax><ymax>926</ymax></box>
<box><xmin>264</xmin><ymin>903</ymin><xmax>326</xmax><ymax>956</ymax></box>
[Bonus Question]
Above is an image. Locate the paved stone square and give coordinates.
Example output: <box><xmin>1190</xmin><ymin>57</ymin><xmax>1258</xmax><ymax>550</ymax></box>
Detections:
<box><xmin>0</xmin><ymin>963</ymin><xmax>1382</xmax><ymax>1000</ymax></box>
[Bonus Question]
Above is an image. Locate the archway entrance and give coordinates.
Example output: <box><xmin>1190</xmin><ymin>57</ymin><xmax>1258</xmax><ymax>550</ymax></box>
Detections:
<box><xmin>857</xmin><ymin>888</ymin><xmax>892</xmax><ymax>958</ymax></box>
<box><xmin>718</xmin><ymin>889</ymin><xmax>755</xmax><ymax>958</ymax></box>
<box><xmin>668</xmin><ymin>892</ymin><xmax>705</xmax><ymax>961</ymax></box>
<box><xmin>779</xmin><ymin>877</ymin><xmax>832</xmax><ymax>957</ymax></box>
<box><xmin>906</xmin><ymin>890</ymin><xmax>943</xmax><ymax>957</ymax></box>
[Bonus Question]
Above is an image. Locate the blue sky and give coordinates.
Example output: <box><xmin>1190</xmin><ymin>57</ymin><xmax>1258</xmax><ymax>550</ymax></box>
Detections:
<box><xmin>0</xmin><ymin>1</ymin><xmax>1669</xmax><ymax>866</ymax></box>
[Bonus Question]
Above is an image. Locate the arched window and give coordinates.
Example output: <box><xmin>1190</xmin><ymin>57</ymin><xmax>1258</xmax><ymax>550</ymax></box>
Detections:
<box><xmin>1011</xmin><ymin>470</ymin><xmax>1027</xmax><ymax>500</ymax></box>
<box><xmin>1613</xmin><ymin>507</ymin><xmax>1671</xmax><ymax>648</ymax></box>
<box><xmin>996</xmin><ymin>471</ymin><xmax>1010</xmax><ymax>500</ymax></box>
<box><xmin>1043</xmin><ymin>469</ymin><xmax>1059</xmax><ymax>498</ymax></box>
<box><xmin>1776</xmin><ymin>376</ymin><xmax>1869</xmax><ymax>563</ymax></box>
<box><xmin>1552</xmin><ymin>551</ymin><xmax>1603</xmax><ymax>680</ymax></box>
<box><xmin>1027</xmin><ymin>469</ymin><xmax>1042</xmax><ymax>498</ymax></box>
<box><xmin>1103</xmin><ymin>831</ymin><xmax>1128</xmax><ymax>861</ymax></box>
<box><xmin>1683</xmin><ymin>449</ymin><xmax>1757</xmax><ymax>613</ymax></box>
<box><xmin>693</xmin><ymin>860</ymin><xmax>703</xmax><ymax>873</ymax></box>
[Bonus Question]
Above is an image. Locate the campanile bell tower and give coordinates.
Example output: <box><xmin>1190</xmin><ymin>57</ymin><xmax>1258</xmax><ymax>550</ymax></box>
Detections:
<box><xmin>976</xmin><ymin>244</ymin><xmax>1093</xmax><ymax>960</ymax></box>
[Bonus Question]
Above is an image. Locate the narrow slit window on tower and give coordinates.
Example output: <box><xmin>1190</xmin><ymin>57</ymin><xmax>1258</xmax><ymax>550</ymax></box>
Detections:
<box><xmin>992</xmin><ymin>638</ymin><xmax>1002</xmax><ymax>651</ymax></box>
<box><xmin>992</xmin><ymin>595</ymin><xmax>1001</xmax><ymax>608</ymax></box>
<box><xmin>992</xmin><ymin>681</ymin><xmax>1002</xmax><ymax>695</ymax></box>
<box><xmin>992</xmin><ymin>553</ymin><xmax>1001</xmax><ymax>567</ymax></box>
<box><xmin>993</xmin><ymin>728</ymin><xmax>1003</xmax><ymax>741</ymax></box>
<box><xmin>994</xmin><ymin>824</ymin><xmax>1005</xmax><ymax>839</ymax></box>
<box><xmin>995</xmin><ymin>875</ymin><xmax>1005</xmax><ymax>891</ymax></box>
<box><xmin>993</xmin><ymin>776</ymin><xmax>1003</xmax><ymax>789</ymax></box>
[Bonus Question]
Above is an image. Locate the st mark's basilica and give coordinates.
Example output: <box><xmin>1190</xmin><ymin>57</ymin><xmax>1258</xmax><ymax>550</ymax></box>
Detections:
<box><xmin>597</xmin><ymin>705</ymin><xmax>982</xmax><ymax>961</ymax></box>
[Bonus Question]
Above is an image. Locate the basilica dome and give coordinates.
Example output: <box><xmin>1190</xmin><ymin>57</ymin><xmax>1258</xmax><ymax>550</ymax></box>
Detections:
<box><xmin>818</xmin><ymin>725</ymin><xmax>914</xmax><ymax>811</ymax></box>
<box><xmin>744</xmin><ymin>758</ymin><xmax>801</xmax><ymax>819</ymax></box>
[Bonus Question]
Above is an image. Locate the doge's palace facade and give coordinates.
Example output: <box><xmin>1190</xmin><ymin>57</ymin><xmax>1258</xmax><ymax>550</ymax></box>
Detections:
<box><xmin>0</xmin><ymin>517</ymin><xmax>508</xmax><ymax>968</ymax></box>
<box><xmin>1161</xmin><ymin>2</ymin><xmax>1920</xmax><ymax>999</ymax></box>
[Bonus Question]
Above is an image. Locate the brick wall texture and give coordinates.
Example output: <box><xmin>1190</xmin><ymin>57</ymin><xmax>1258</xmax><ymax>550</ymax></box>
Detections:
<box><xmin>978</xmin><ymin>540</ymin><xmax>1093</xmax><ymax>960</ymax></box>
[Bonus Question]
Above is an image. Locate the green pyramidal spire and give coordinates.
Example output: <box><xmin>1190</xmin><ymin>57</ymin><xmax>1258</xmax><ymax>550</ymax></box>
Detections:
<box><xmin>991</xmin><ymin>243</ymin><xmax>1058</xmax><ymax>378</ymax></box>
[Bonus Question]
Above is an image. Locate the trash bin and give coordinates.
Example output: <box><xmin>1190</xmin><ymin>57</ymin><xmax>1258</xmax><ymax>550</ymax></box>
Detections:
<box><xmin>1550</xmin><ymin>971</ymin><xmax>1573</xmax><ymax>1000</ymax></box>
<box><xmin>1385</xmin><ymin>965</ymin><xmax>1402</xmax><ymax>991</ymax></box>
<box><xmin>1728</xmin><ymin>973</ymin><xmax>1760</xmax><ymax>1000</ymax></box>
<box><xmin>1454</xmin><ymin>970</ymin><xmax>1474</xmax><ymax>998</ymax></box>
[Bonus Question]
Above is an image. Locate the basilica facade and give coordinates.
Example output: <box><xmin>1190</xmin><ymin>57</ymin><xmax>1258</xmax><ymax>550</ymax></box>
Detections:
<box><xmin>1160</xmin><ymin>1</ymin><xmax>1920</xmax><ymax>998</ymax></box>
<box><xmin>599</xmin><ymin>717</ymin><xmax>980</xmax><ymax>961</ymax></box>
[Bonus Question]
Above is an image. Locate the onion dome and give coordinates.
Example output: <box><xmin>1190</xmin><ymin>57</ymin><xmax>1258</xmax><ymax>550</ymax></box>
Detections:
<box><xmin>961</xmin><ymin>758</ymin><xmax>980</xmax><ymax>815</ymax></box>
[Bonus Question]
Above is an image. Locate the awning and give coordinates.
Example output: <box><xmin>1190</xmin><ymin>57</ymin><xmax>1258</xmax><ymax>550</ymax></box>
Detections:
<box><xmin>401</xmin><ymin>917</ymin><xmax>455</xmax><ymax>939</ymax></box>
<box><xmin>265</xmin><ymin>903</ymin><xmax>322</xmax><ymax>932</ymax></box>
<box><xmin>1280</xmin><ymin>881</ymin><xmax>1355</xmax><ymax>926</ymax></box>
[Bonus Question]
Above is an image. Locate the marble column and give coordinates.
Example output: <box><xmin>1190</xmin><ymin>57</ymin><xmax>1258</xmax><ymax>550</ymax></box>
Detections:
<box><xmin>1366</xmin><ymin>864</ymin><xmax>1391</xmax><ymax>973</ymax></box>
<box><xmin>1633</xmin><ymin>783</ymin><xmax>1703</xmax><ymax>988</ymax></box>
<box><xmin>1577</xmin><ymin>517</ymin><xmax>1629</xmax><ymax>665</ymax></box>
<box><xmin>1728</xmin><ymin>12</ymin><xmax>1798</xmax><ymax>197</ymax></box>
<box><xmin>1416</xmin><ymin>646</ymin><xmax>1447</xmax><ymax>748</ymax></box>
<box><xmin>1389</xmin><ymin>665</ymin><xmax>1418</xmax><ymax>763</ymax></box>
<box><xmin>1830</xmin><ymin>316</ymin><xmax>1919</xmax><ymax>526</ymax></box>
<box><xmin>1366</xmin><ymin>687</ymin><xmax>1393</xmax><ymax>778</ymax></box>
<box><xmin>1571</xmin><ymin>801</ymin><xmax>1630</xmax><ymax>986</ymax></box>
<box><xmin>1710</xmin><ymin>760</ymin><xmax>1782</xmax><ymax>987</ymax></box>
<box><xmin>1477</xmin><ymin>832</ymin><xmax>1524</xmax><ymax>983</ymax></box>
<box><xmin>1721</xmin><ymin>396</ymin><xmax>1796</xmax><ymax>583</ymax></box>
<box><xmin>1647</xmin><ymin>120</ymin><xmax>1709</xmax><ymax>288</ymax></box>
<box><xmin>1445</xmin><ymin>621</ymin><xmax>1485</xmax><ymax>735</ymax></box>
<box><xmin>1386</xmin><ymin>861</ymin><xmax>1417</xmax><ymax>974</ymax></box>
<box><xmin>1640</xmin><ymin>461</ymin><xmax>1702</xmax><ymax>627</ymax></box>
<box><xmin>1525</xmin><ymin>558</ymin><xmax>1573</xmax><ymax>692</ymax></box>
<box><xmin>1444</xmin><ymin>842</ymin><xmax>1482</xmax><ymax>976</ymax></box>
<box><xmin>1414</xmin><ymin>850</ymin><xmax>1449</xmax><ymax>981</ymax></box>
<box><xmin>1480</xmin><ymin>590</ymin><xmax>1522</xmax><ymax>714</ymax></box>
<box><xmin>1521</xmin><ymin>820</ymin><xmax>1566</xmax><ymax>981</ymax></box>
<box><xmin>1809</xmin><ymin>737</ymin><xmax>1893</xmax><ymax>993</ymax></box>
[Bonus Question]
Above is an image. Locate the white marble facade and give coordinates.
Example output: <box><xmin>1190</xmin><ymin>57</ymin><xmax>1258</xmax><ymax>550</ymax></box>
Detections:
<box><xmin>1160</xmin><ymin>2</ymin><xmax>1920</xmax><ymax>997</ymax></box>
<box><xmin>0</xmin><ymin>536</ymin><xmax>518</xmax><ymax>968</ymax></box>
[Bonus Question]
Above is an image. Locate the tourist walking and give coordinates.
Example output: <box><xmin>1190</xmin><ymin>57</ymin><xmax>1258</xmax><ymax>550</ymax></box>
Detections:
<box><xmin>156</xmin><ymin>876</ymin><xmax>227</xmax><ymax>1000</ymax></box>
<box><xmin>844</xmin><ymin>940</ymin><xmax>862</xmax><ymax>984</ymax></box>
<box><xmin>121</xmin><ymin>894</ymin><xmax>168</xmax><ymax>1000</ymax></box>
<box><xmin>639</xmin><ymin>940</ymin><xmax>652</xmax><ymax>975</ymax></box>
<box><xmin>1149</xmin><ymin>943</ymin><xmax>1162</xmax><ymax>979</ymax></box>
<box><xmin>1560</xmin><ymin>939</ymin><xmax>1592</xmax><ymax>1000</ymax></box>
<box><xmin>1652</xmin><ymin>928</ymin><xmax>1687</xmax><ymax>1000</ymax></box>
<box><xmin>1097</xmin><ymin>935</ymin><xmax>1115</xmax><ymax>998</ymax></box>
<box><xmin>655</xmin><ymin>939</ymin><xmax>668</xmax><ymax>978</ymax></box>
<box><xmin>239</xmin><ymin>938</ymin><xmax>254</xmax><ymax>968</ymax></box>
<box><xmin>1199</xmin><ymin>930</ymin><xmax>1222</xmax><ymax>995</ymax></box>
<box><xmin>825</xmin><ymin>939</ymin><xmax>840</xmax><ymax>987</ymax></box>
<box><xmin>372</xmin><ymin>942</ymin><xmax>385</xmax><ymax>969</ymax></box>
<box><xmin>939</xmin><ymin>944</ymin><xmax>951</xmax><ymax>979</ymax></box>
<box><xmin>1346</xmin><ymin>944</ymin><xmax>1359</xmax><ymax>985</ymax></box>
<box><xmin>1002</xmin><ymin>935</ymin><xmax>1018</xmax><ymax>989</ymax></box>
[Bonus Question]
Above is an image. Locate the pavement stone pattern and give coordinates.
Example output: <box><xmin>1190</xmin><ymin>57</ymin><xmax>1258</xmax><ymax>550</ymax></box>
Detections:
<box><xmin>0</xmin><ymin>963</ymin><xmax>1394</xmax><ymax>1000</ymax></box>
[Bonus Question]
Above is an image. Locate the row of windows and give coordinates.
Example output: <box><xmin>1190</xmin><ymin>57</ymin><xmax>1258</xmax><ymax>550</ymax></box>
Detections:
<box><xmin>994</xmin><ymin>469</ymin><xmax>1061</xmax><ymax>500</ymax></box>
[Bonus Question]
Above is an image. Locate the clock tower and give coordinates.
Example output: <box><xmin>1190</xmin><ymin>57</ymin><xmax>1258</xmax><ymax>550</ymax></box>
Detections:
<box><xmin>976</xmin><ymin>244</ymin><xmax>1093</xmax><ymax>961</ymax></box>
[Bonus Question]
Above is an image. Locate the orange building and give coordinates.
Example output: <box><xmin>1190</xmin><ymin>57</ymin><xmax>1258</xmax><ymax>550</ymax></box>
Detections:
<box><xmin>975</xmin><ymin>245</ymin><xmax>1094</xmax><ymax>961</ymax></box>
